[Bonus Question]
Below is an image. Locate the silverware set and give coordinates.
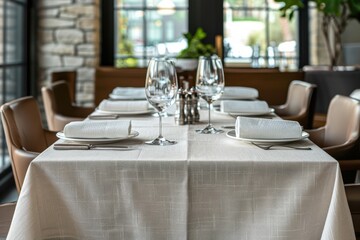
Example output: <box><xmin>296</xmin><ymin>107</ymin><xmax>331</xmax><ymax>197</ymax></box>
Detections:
<box><xmin>88</xmin><ymin>114</ymin><xmax>120</xmax><ymax>120</ymax></box>
<box><xmin>53</xmin><ymin>143</ymin><xmax>137</xmax><ymax>151</ymax></box>
<box><xmin>251</xmin><ymin>142</ymin><xmax>311</xmax><ymax>150</ymax></box>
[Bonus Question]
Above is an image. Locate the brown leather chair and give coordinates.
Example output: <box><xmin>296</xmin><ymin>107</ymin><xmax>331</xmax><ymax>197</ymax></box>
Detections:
<box><xmin>42</xmin><ymin>81</ymin><xmax>94</xmax><ymax>131</ymax></box>
<box><xmin>307</xmin><ymin>95</ymin><xmax>360</xmax><ymax>160</ymax></box>
<box><xmin>272</xmin><ymin>80</ymin><xmax>317</xmax><ymax>129</ymax></box>
<box><xmin>51</xmin><ymin>71</ymin><xmax>77</xmax><ymax>103</ymax></box>
<box><xmin>0</xmin><ymin>97</ymin><xmax>58</xmax><ymax>192</ymax></box>
<box><xmin>345</xmin><ymin>183</ymin><xmax>360</xmax><ymax>239</ymax></box>
<box><xmin>341</xmin><ymin>159</ymin><xmax>360</xmax><ymax>238</ymax></box>
<box><xmin>0</xmin><ymin>202</ymin><xmax>16</xmax><ymax>238</ymax></box>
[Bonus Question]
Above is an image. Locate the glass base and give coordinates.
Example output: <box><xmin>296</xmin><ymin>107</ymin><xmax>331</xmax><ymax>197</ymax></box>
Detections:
<box><xmin>152</xmin><ymin>112</ymin><xmax>169</xmax><ymax>117</ymax></box>
<box><xmin>196</xmin><ymin>125</ymin><xmax>224</xmax><ymax>134</ymax></box>
<box><xmin>145</xmin><ymin>136</ymin><xmax>177</xmax><ymax>146</ymax></box>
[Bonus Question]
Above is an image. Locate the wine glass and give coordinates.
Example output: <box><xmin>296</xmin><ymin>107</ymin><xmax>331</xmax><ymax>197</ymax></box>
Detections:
<box><xmin>195</xmin><ymin>55</ymin><xmax>225</xmax><ymax>134</ymax></box>
<box><xmin>145</xmin><ymin>57</ymin><xmax>178</xmax><ymax>145</ymax></box>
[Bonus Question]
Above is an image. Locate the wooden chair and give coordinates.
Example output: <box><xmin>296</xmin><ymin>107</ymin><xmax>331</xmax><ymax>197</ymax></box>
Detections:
<box><xmin>0</xmin><ymin>97</ymin><xmax>57</xmax><ymax>192</ymax></box>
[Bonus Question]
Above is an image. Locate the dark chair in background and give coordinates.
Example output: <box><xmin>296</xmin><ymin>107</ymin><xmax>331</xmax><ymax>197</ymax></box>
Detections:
<box><xmin>341</xmin><ymin>160</ymin><xmax>360</xmax><ymax>239</ymax></box>
<box><xmin>42</xmin><ymin>81</ymin><xmax>94</xmax><ymax>131</ymax></box>
<box><xmin>51</xmin><ymin>71</ymin><xmax>77</xmax><ymax>103</ymax></box>
<box><xmin>0</xmin><ymin>97</ymin><xmax>58</xmax><ymax>192</ymax></box>
<box><xmin>272</xmin><ymin>80</ymin><xmax>317</xmax><ymax>129</ymax></box>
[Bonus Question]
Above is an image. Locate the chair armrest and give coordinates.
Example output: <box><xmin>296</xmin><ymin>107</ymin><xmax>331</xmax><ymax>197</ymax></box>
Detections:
<box><xmin>272</xmin><ymin>104</ymin><xmax>288</xmax><ymax>116</ymax></box>
<box><xmin>12</xmin><ymin>148</ymin><xmax>39</xmax><ymax>192</ymax></box>
<box><xmin>70</xmin><ymin>105</ymin><xmax>95</xmax><ymax>118</ymax></box>
<box><xmin>306</xmin><ymin>127</ymin><xmax>325</xmax><ymax>147</ymax></box>
<box><xmin>44</xmin><ymin>129</ymin><xmax>58</xmax><ymax>146</ymax></box>
<box><xmin>52</xmin><ymin>114</ymin><xmax>84</xmax><ymax>132</ymax></box>
<box><xmin>322</xmin><ymin>140</ymin><xmax>359</xmax><ymax>160</ymax></box>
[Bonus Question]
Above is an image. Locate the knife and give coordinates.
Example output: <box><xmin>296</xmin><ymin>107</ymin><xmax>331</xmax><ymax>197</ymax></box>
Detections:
<box><xmin>88</xmin><ymin>114</ymin><xmax>119</xmax><ymax>120</ymax></box>
<box><xmin>53</xmin><ymin>143</ymin><xmax>136</xmax><ymax>151</ymax></box>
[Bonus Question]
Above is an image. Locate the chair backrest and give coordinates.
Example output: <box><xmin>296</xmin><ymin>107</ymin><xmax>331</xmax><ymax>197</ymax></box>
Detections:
<box><xmin>350</xmin><ymin>89</ymin><xmax>360</xmax><ymax>101</ymax></box>
<box><xmin>42</xmin><ymin>81</ymin><xmax>74</xmax><ymax>124</ymax></box>
<box><xmin>42</xmin><ymin>81</ymin><xmax>94</xmax><ymax>131</ymax></box>
<box><xmin>283</xmin><ymin>80</ymin><xmax>317</xmax><ymax>128</ymax></box>
<box><xmin>324</xmin><ymin>95</ymin><xmax>360</xmax><ymax>147</ymax></box>
<box><xmin>0</xmin><ymin>97</ymin><xmax>52</xmax><ymax>191</ymax></box>
<box><xmin>51</xmin><ymin>71</ymin><xmax>76</xmax><ymax>103</ymax></box>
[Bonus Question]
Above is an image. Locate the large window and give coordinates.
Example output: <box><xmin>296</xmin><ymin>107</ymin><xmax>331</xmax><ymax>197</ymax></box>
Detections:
<box><xmin>115</xmin><ymin>0</ymin><xmax>188</xmax><ymax>67</ymax></box>
<box><xmin>0</xmin><ymin>0</ymin><xmax>28</xmax><ymax>172</ymax></box>
<box><xmin>223</xmin><ymin>0</ymin><xmax>298</xmax><ymax>70</ymax></box>
<box><xmin>109</xmin><ymin>0</ymin><xmax>303</xmax><ymax>69</ymax></box>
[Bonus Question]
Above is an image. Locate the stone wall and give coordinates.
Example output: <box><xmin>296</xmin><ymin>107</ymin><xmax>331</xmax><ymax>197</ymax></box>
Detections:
<box><xmin>38</xmin><ymin>0</ymin><xmax>100</xmax><ymax>106</ymax></box>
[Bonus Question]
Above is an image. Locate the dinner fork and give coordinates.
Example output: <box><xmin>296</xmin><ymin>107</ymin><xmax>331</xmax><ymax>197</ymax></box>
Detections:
<box><xmin>251</xmin><ymin>142</ymin><xmax>312</xmax><ymax>150</ymax></box>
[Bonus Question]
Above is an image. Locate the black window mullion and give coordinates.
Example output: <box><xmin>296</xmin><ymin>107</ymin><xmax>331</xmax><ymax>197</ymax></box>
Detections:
<box><xmin>101</xmin><ymin>0</ymin><xmax>115</xmax><ymax>66</ymax></box>
<box><xmin>3</xmin><ymin>0</ymin><xmax>8</xmax><ymax>102</ymax></box>
<box><xmin>265</xmin><ymin>0</ymin><xmax>270</xmax><ymax>62</ymax></box>
<box><xmin>143</xmin><ymin>0</ymin><xmax>147</xmax><ymax>63</ymax></box>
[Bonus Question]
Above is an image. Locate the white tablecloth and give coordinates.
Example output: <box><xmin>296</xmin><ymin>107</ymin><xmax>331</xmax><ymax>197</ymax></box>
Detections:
<box><xmin>7</xmin><ymin>111</ymin><xmax>355</xmax><ymax>240</ymax></box>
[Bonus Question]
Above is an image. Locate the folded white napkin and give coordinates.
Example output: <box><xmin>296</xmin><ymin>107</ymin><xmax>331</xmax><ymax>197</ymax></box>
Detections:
<box><xmin>63</xmin><ymin>120</ymin><xmax>131</xmax><ymax>138</ymax></box>
<box><xmin>221</xmin><ymin>100</ymin><xmax>269</xmax><ymax>113</ymax></box>
<box><xmin>98</xmin><ymin>100</ymin><xmax>150</xmax><ymax>112</ymax></box>
<box><xmin>221</xmin><ymin>87</ymin><xmax>258</xmax><ymax>100</ymax></box>
<box><xmin>111</xmin><ymin>87</ymin><xmax>146</xmax><ymax>99</ymax></box>
<box><xmin>235</xmin><ymin>117</ymin><xmax>302</xmax><ymax>139</ymax></box>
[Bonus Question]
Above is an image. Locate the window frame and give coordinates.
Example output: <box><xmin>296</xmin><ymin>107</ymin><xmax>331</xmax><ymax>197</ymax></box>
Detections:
<box><xmin>0</xmin><ymin>0</ymin><xmax>34</xmax><ymax>189</ymax></box>
<box><xmin>101</xmin><ymin>0</ymin><xmax>309</xmax><ymax>68</ymax></box>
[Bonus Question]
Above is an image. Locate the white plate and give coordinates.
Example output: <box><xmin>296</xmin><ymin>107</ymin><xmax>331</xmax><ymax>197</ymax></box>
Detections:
<box><xmin>214</xmin><ymin>107</ymin><xmax>275</xmax><ymax>116</ymax></box>
<box><xmin>56</xmin><ymin>131</ymin><xmax>139</xmax><ymax>144</ymax></box>
<box><xmin>226</xmin><ymin>130</ymin><xmax>309</xmax><ymax>143</ymax></box>
<box><xmin>109</xmin><ymin>93</ymin><xmax>146</xmax><ymax>101</ymax></box>
<box><xmin>96</xmin><ymin>108</ymin><xmax>156</xmax><ymax>115</ymax></box>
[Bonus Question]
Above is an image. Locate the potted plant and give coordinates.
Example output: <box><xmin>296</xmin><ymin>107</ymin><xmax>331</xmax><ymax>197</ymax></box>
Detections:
<box><xmin>176</xmin><ymin>28</ymin><xmax>216</xmax><ymax>70</ymax></box>
<box><xmin>275</xmin><ymin>0</ymin><xmax>360</xmax><ymax>68</ymax></box>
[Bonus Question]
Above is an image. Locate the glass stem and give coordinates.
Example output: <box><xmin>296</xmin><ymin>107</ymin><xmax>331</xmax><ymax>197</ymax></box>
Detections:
<box><xmin>208</xmin><ymin>102</ymin><xmax>211</xmax><ymax>127</ymax></box>
<box><xmin>158</xmin><ymin>112</ymin><xmax>163</xmax><ymax>138</ymax></box>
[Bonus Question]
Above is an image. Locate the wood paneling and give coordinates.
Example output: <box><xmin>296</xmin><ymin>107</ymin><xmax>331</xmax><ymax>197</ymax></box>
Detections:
<box><xmin>95</xmin><ymin>67</ymin><xmax>304</xmax><ymax>106</ymax></box>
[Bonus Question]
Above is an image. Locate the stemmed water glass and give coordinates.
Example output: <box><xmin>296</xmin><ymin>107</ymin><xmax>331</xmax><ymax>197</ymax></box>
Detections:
<box><xmin>195</xmin><ymin>55</ymin><xmax>225</xmax><ymax>134</ymax></box>
<box><xmin>145</xmin><ymin>57</ymin><xmax>178</xmax><ymax>145</ymax></box>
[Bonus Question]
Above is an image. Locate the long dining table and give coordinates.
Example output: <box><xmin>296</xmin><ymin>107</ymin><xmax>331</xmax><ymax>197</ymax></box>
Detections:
<box><xmin>7</xmin><ymin>108</ymin><xmax>355</xmax><ymax>240</ymax></box>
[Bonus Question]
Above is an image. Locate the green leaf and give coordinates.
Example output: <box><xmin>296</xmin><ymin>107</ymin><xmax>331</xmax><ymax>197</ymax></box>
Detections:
<box><xmin>322</xmin><ymin>0</ymin><xmax>341</xmax><ymax>15</ymax></box>
<box><xmin>348</xmin><ymin>0</ymin><xmax>360</xmax><ymax>22</ymax></box>
<box><xmin>177</xmin><ymin>28</ymin><xmax>215</xmax><ymax>59</ymax></box>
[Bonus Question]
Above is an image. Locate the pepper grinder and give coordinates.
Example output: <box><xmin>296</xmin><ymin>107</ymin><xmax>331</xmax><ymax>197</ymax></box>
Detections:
<box><xmin>178</xmin><ymin>88</ymin><xmax>187</xmax><ymax>125</ymax></box>
<box><xmin>186</xmin><ymin>91</ymin><xmax>193</xmax><ymax>124</ymax></box>
<box><xmin>190</xmin><ymin>87</ymin><xmax>200</xmax><ymax>122</ymax></box>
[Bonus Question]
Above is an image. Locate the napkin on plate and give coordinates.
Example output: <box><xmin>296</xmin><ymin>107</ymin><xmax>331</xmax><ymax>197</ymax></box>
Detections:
<box><xmin>220</xmin><ymin>100</ymin><xmax>269</xmax><ymax>113</ymax></box>
<box><xmin>63</xmin><ymin>120</ymin><xmax>131</xmax><ymax>138</ymax></box>
<box><xmin>221</xmin><ymin>87</ymin><xmax>258</xmax><ymax>100</ymax></box>
<box><xmin>98</xmin><ymin>99</ymin><xmax>150</xmax><ymax>112</ymax></box>
<box><xmin>111</xmin><ymin>87</ymin><xmax>146</xmax><ymax>99</ymax></box>
<box><xmin>235</xmin><ymin>117</ymin><xmax>302</xmax><ymax>139</ymax></box>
